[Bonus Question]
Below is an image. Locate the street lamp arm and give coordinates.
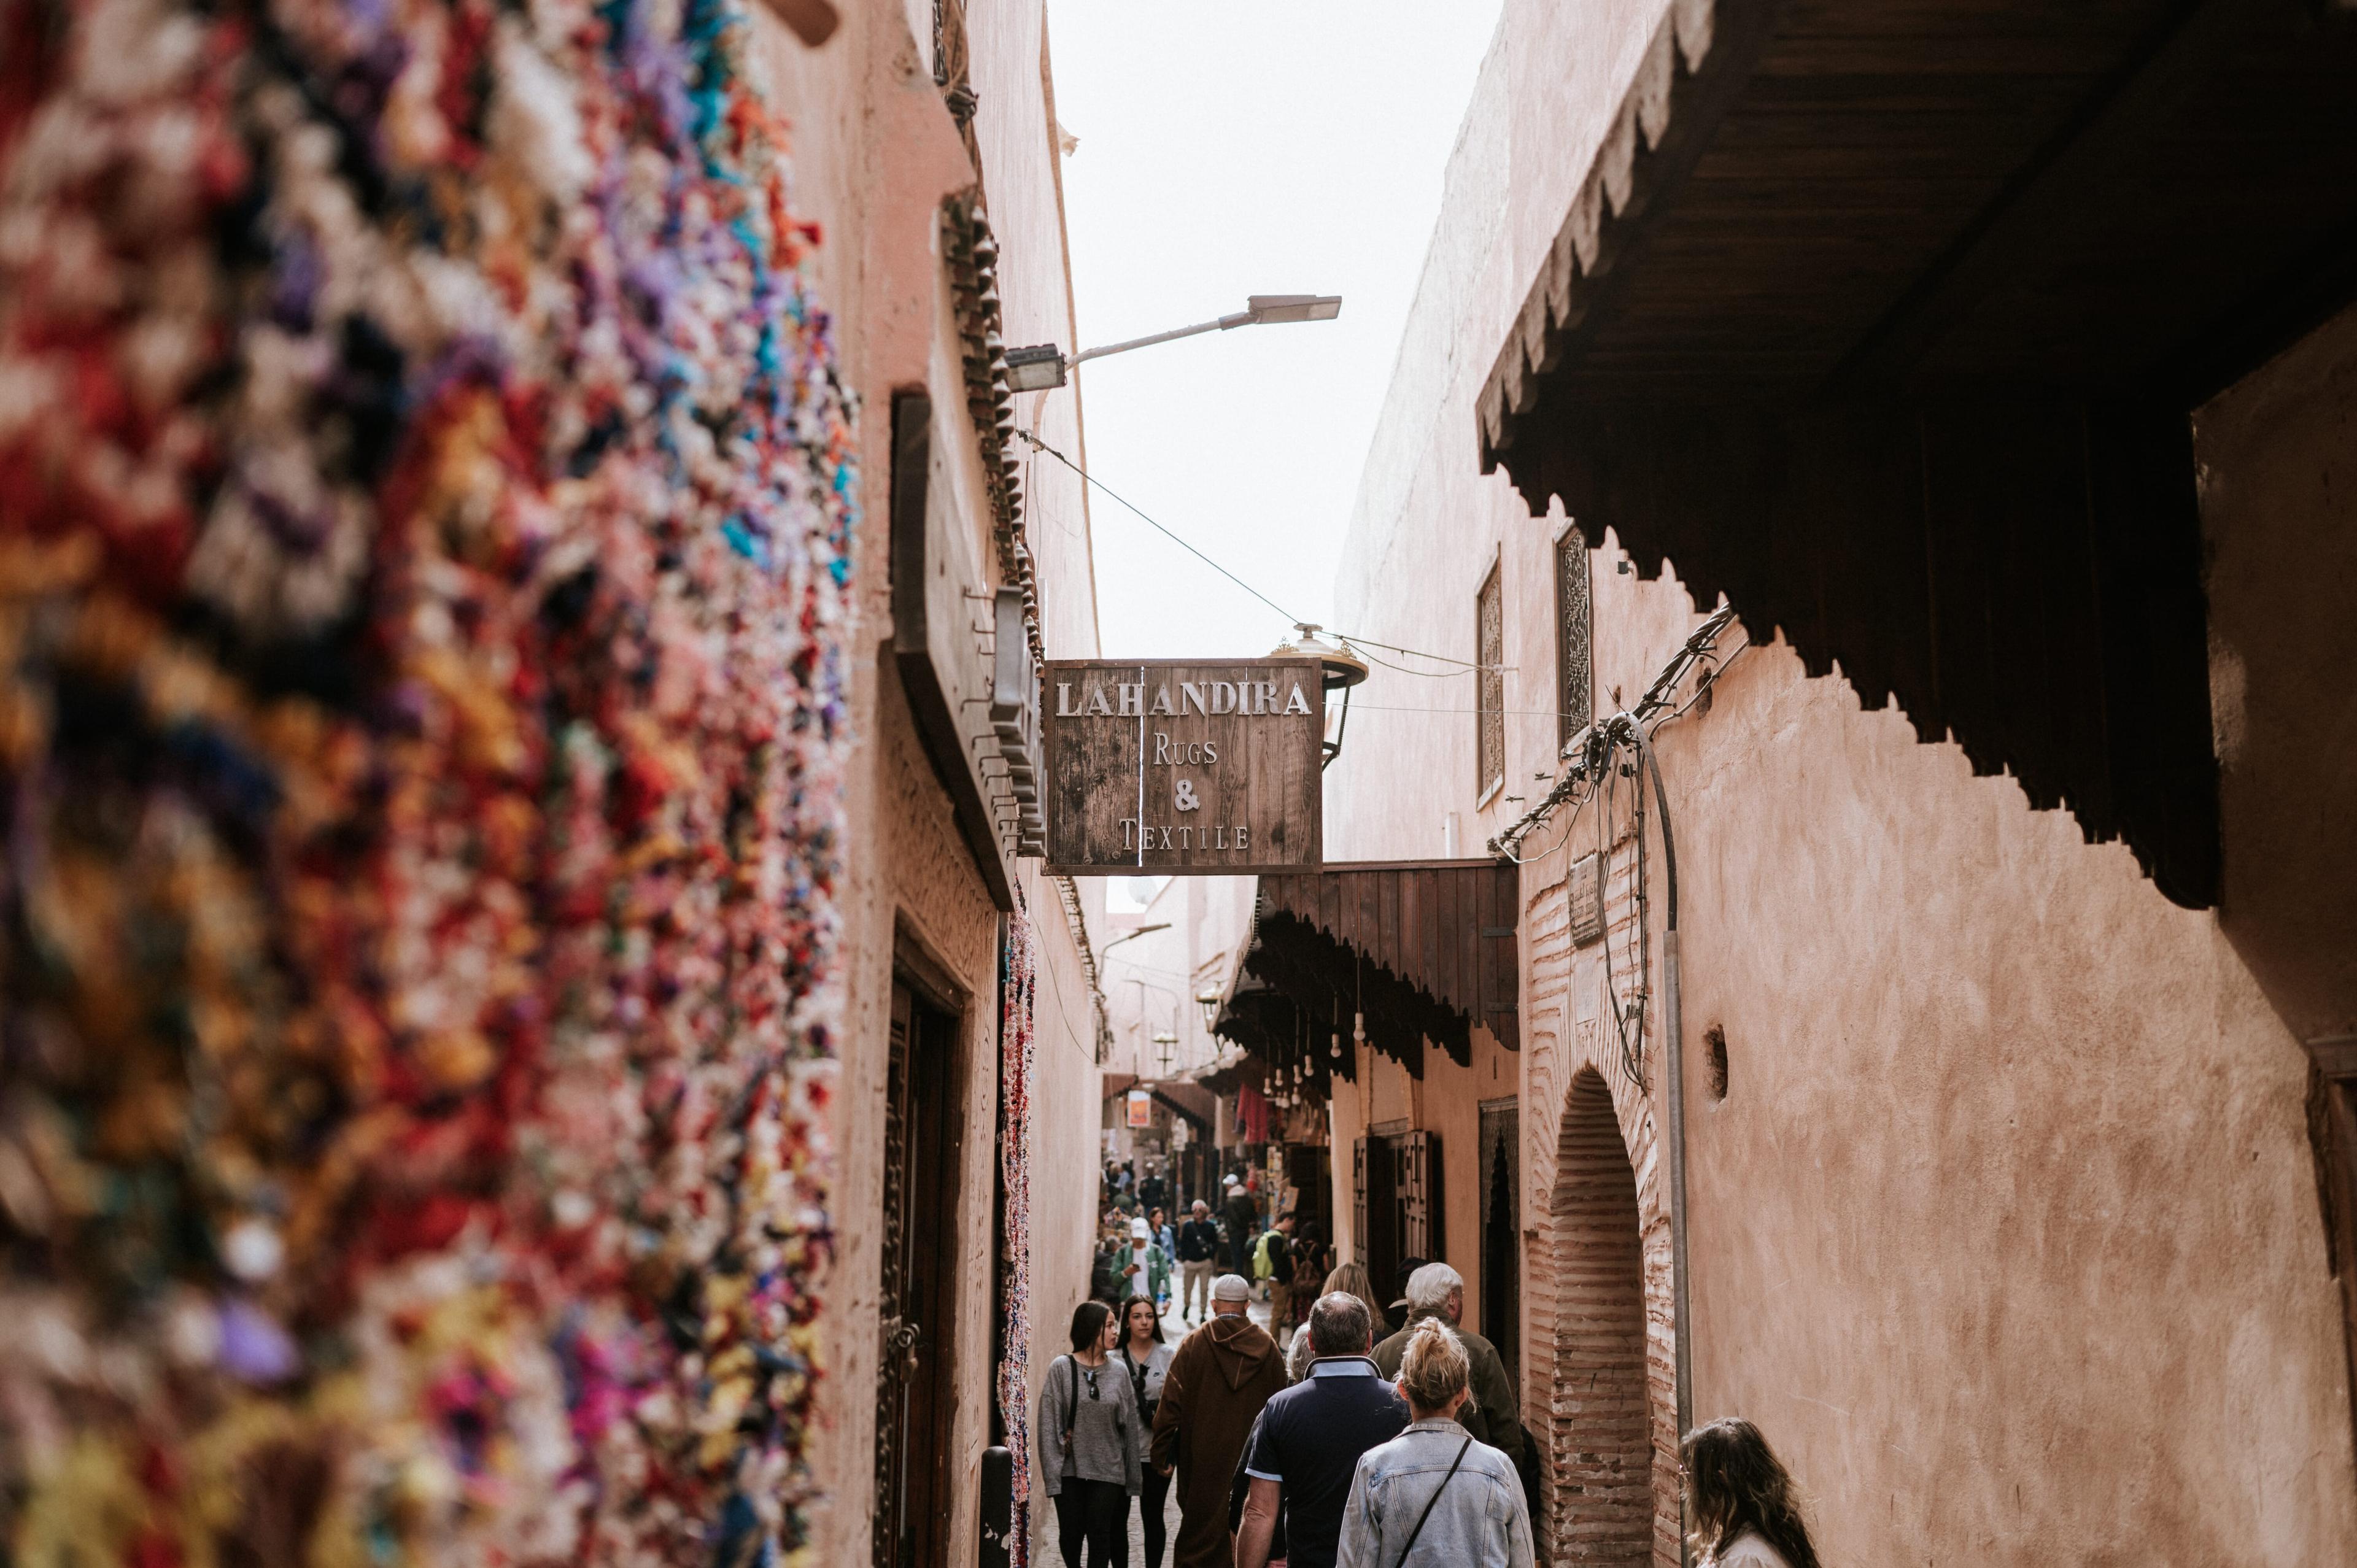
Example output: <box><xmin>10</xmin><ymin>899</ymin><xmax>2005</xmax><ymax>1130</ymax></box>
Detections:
<box><xmin>1004</xmin><ymin>298</ymin><xmax>1339</xmax><ymax>390</ymax></box>
<box><xmin>1065</xmin><ymin>295</ymin><xmax>1342</xmax><ymax>369</ymax></box>
<box><xmin>1072</xmin><ymin>315</ymin><xmax>1240</xmax><ymax>366</ymax></box>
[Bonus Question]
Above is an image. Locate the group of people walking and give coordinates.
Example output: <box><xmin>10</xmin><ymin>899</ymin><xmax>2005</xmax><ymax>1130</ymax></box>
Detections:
<box><xmin>1040</xmin><ymin>1258</ymin><xmax>1823</xmax><ymax>1568</ymax></box>
<box><xmin>1100</xmin><ymin>1165</ymin><xmax>1331</xmax><ymax>1334</ymax></box>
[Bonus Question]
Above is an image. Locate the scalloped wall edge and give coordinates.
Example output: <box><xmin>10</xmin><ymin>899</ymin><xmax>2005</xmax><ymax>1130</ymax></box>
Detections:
<box><xmin>1476</xmin><ymin>0</ymin><xmax>1723</xmax><ymax>473</ymax></box>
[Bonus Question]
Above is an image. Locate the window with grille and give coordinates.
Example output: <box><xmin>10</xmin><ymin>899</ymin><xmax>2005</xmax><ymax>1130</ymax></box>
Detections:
<box><xmin>1476</xmin><ymin>567</ymin><xmax>1504</xmax><ymax>798</ymax></box>
<box><xmin>1555</xmin><ymin>531</ymin><xmax>1593</xmax><ymax>749</ymax></box>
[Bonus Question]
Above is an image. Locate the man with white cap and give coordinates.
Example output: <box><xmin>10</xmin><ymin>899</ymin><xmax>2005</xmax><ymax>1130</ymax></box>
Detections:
<box><xmin>1151</xmin><ymin>1273</ymin><xmax>1285</xmax><ymax>1567</ymax></box>
<box><xmin>1117</xmin><ymin>1215</ymin><xmax>1171</xmax><ymax>1305</ymax></box>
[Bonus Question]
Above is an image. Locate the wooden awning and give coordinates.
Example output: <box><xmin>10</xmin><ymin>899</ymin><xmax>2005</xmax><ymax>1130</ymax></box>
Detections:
<box><xmin>1217</xmin><ymin>860</ymin><xmax>1519</xmax><ymax>1085</ymax></box>
<box><xmin>1477</xmin><ymin>0</ymin><xmax>2357</xmax><ymax>910</ymax></box>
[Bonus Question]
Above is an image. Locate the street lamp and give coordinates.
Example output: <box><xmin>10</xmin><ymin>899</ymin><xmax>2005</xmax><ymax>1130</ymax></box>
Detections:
<box><xmin>1263</xmin><ymin>624</ymin><xmax>1369</xmax><ymax>768</ymax></box>
<box><xmin>1195</xmin><ymin>987</ymin><xmax>1223</xmax><ymax>1032</ymax></box>
<box><xmin>1151</xmin><ymin>1031</ymin><xmax>1178</xmax><ymax>1075</ymax></box>
<box><xmin>1002</xmin><ymin>295</ymin><xmax>1344</xmax><ymax>392</ymax></box>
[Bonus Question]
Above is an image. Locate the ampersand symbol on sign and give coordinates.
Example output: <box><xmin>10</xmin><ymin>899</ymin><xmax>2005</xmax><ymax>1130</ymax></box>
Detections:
<box><xmin>1173</xmin><ymin>779</ymin><xmax>1201</xmax><ymax>813</ymax></box>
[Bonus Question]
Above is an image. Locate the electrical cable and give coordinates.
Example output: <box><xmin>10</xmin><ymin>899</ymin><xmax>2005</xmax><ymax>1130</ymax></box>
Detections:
<box><xmin>1016</xmin><ymin>428</ymin><xmax>1302</xmax><ymax>628</ymax></box>
<box><xmin>1593</xmin><ymin>720</ymin><xmax>1648</xmax><ymax>1089</ymax></box>
<box><xmin>1333</xmin><ymin>637</ymin><xmax>1503</xmax><ymax>673</ymax></box>
<box><xmin>1015</xmin><ymin>427</ymin><xmax>1512</xmax><ymax>674</ymax></box>
<box><xmin>1489</xmin><ymin>604</ymin><xmax>1738</xmax><ymax>861</ymax></box>
<box><xmin>1351</xmin><ymin>646</ymin><xmax>1490</xmax><ymax>681</ymax></box>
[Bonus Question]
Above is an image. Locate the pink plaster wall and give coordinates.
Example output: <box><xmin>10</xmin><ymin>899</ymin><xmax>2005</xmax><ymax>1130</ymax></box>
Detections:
<box><xmin>1320</xmin><ymin>1</ymin><xmax>2357</xmax><ymax>1560</ymax></box>
<box><xmin>743</xmin><ymin>4</ymin><xmax>1109</xmax><ymax>1561</ymax></box>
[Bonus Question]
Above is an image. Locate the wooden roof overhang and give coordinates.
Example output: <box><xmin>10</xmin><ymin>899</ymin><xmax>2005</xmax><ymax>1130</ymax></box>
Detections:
<box><xmin>1101</xmin><ymin>1075</ymin><xmax>1215</xmax><ymax>1135</ymax></box>
<box><xmin>1215</xmin><ymin>860</ymin><xmax>1519</xmax><ymax>1086</ymax></box>
<box><xmin>1479</xmin><ymin>0</ymin><xmax>2357</xmax><ymax>910</ymax></box>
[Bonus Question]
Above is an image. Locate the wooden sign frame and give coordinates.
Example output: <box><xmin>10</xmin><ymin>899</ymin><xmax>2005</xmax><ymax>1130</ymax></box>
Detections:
<box><xmin>1040</xmin><ymin>658</ymin><xmax>1324</xmax><ymax>876</ymax></box>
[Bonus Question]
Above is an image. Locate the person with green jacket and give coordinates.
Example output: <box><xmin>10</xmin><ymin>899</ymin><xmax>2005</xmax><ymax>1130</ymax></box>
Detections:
<box><xmin>1369</xmin><ymin>1261</ymin><xmax>1525</xmax><ymax>1475</ymax></box>
<box><xmin>1117</xmin><ymin>1217</ymin><xmax>1173</xmax><ymax>1305</ymax></box>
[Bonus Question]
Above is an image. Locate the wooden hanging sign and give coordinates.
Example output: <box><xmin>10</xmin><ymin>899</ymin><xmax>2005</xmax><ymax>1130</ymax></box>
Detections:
<box><xmin>1040</xmin><ymin>658</ymin><xmax>1324</xmax><ymax>875</ymax></box>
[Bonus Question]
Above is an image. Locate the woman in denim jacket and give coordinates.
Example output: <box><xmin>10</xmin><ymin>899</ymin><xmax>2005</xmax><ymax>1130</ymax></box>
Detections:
<box><xmin>1334</xmin><ymin>1319</ymin><xmax>1532</xmax><ymax>1568</ymax></box>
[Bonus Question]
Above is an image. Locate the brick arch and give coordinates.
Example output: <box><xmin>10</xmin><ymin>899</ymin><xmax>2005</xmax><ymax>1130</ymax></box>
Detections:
<box><xmin>1544</xmin><ymin>1066</ymin><xmax>1652</xmax><ymax>1564</ymax></box>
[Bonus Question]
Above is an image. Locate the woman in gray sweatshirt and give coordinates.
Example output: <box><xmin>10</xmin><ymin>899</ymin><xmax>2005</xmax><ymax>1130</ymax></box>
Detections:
<box><xmin>1038</xmin><ymin>1299</ymin><xmax>1144</xmax><ymax>1566</ymax></box>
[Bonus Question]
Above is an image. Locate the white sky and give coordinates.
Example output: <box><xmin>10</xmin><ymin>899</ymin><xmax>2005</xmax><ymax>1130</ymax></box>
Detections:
<box><xmin>1045</xmin><ymin>0</ymin><xmax>1506</xmax><ymax>660</ymax></box>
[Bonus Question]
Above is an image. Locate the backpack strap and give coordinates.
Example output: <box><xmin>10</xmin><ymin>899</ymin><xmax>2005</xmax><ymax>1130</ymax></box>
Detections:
<box><xmin>1059</xmin><ymin>1355</ymin><xmax>1078</xmax><ymax>1459</ymax></box>
<box><xmin>1390</xmin><ymin>1434</ymin><xmax>1474</xmax><ymax>1568</ymax></box>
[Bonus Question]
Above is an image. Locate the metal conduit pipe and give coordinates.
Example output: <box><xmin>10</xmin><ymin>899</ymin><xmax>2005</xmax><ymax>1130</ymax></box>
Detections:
<box><xmin>1629</xmin><ymin>723</ymin><xmax>1693</xmax><ymax>1565</ymax></box>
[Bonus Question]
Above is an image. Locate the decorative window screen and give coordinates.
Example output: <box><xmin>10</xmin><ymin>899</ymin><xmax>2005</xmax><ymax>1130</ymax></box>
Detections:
<box><xmin>1477</xmin><ymin>568</ymin><xmax>1504</xmax><ymax>797</ymax></box>
<box><xmin>1555</xmin><ymin>531</ymin><xmax>1593</xmax><ymax>748</ymax></box>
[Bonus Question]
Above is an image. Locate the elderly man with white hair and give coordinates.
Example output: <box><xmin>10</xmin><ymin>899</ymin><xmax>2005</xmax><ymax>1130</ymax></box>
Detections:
<box><xmin>1174</xmin><ymin>1199</ymin><xmax>1222</xmax><ymax>1321</ymax></box>
<box><xmin>1371</xmin><ymin>1262</ymin><xmax>1526</xmax><ymax>1472</ymax></box>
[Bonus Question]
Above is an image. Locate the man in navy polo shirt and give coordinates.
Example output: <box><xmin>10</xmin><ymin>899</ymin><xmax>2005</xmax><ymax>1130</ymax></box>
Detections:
<box><xmin>1234</xmin><ymin>1292</ymin><xmax>1409</xmax><ymax>1568</ymax></box>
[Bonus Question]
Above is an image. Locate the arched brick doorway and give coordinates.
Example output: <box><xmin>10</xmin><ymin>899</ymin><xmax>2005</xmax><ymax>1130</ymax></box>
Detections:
<box><xmin>1546</xmin><ymin>1068</ymin><xmax>1651</xmax><ymax>1564</ymax></box>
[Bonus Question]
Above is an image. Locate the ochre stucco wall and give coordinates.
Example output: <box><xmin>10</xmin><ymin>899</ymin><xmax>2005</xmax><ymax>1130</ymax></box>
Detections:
<box><xmin>1645</xmin><ymin>636</ymin><xmax>2353</xmax><ymax>1562</ymax></box>
<box><xmin>746</xmin><ymin>4</ymin><xmax>1107</xmax><ymax>1561</ymax></box>
<box><xmin>1320</xmin><ymin>1</ymin><xmax>2357</xmax><ymax>1561</ymax></box>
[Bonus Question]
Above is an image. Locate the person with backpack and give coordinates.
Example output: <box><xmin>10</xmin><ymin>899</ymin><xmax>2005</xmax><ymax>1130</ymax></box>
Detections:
<box><xmin>1252</xmin><ymin>1213</ymin><xmax>1297</xmax><ymax>1344</ymax></box>
<box><xmin>1334</xmin><ymin>1318</ymin><xmax>1532</xmax><ymax>1568</ymax></box>
<box><xmin>1037</xmin><ymin>1299</ymin><xmax>1144</xmax><ymax>1567</ymax></box>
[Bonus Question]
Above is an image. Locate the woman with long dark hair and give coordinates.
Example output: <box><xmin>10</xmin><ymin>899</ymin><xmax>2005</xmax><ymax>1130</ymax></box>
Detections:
<box><xmin>1679</xmin><ymin>1418</ymin><xmax>1822</xmax><ymax>1568</ymax></box>
<box><xmin>1037</xmin><ymin>1299</ymin><xmax>1143</xmax><ymax>1566</ymax></box>
<box><xmin>1115</xmin><ymin>1294</ymin><xmax>1177</xmax><ymax>1567</ymax></box>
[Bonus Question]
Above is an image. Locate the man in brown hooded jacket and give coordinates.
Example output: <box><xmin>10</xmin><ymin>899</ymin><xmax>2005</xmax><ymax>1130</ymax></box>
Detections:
<box><xmin>1150</xmin><ymin>1273</ymin><xmax>1286</xmax><ymax>1568</ymax></box>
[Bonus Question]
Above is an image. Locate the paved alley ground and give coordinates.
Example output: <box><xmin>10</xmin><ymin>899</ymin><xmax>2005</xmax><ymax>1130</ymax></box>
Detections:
<box><xmin>1118</xmin><ymin>1295</ymin><xmax>1285</xmax><ymax>1568</ymax></box>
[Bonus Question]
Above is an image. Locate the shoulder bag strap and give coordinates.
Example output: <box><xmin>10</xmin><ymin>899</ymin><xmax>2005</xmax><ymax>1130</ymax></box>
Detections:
<box><xmin>1061</xmin><ymin>1356</ymin><xmax>1078</xmax><ymax>1452</ymax></box>
<box><xmin>1390</xmin><ymin>1434</ymin><xmax>1474</xmax><ymax>1568</ymax></box>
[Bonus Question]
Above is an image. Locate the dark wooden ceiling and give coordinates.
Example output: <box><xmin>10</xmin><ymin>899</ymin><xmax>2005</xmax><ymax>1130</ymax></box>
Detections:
<box><xmin>1217</xmin><ymin>860</ymin><xmax>1520</xmax><ymax>1084</ymax></box>
<box><xmin>1497</xmin><ymin>0</ymin><xmax>2357</xmax><ymax>407</ymax></box>
<box><xmin>1480</xmin><ymin>0</ymin><xmax>2357</xmax><ymax>908</ymax></box>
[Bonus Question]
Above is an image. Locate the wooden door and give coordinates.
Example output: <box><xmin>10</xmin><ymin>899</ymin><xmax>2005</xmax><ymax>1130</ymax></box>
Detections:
<box><xmin>1479</xmin><ymin>1103</ymin><xmax>1521</xmax><ymax>1388</ymax></box>
<box><xmin>1353</xmin><ymin>1136</ymin><xmax>1368</xmax><ymax>1269</ymax></box>
<box><xmin>1401</xmin><ymin>1130</ymin><xmax>1444</xmax><ymax>1266</ymax></box>
<box><xmin>878</xmin><ymin>980</ymin><xmax>964</xmax><ymax>1568</ymax></box>
<box><xmin>1357</xmin><ymin>1134</ymin><xmax>1403</xmax><ymax>1303</ymax></box>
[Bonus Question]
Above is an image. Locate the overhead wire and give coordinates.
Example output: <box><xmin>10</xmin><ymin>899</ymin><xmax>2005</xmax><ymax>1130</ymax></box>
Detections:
<box><xmin>1016</xmin><ymin>428</ymin><xmax>1301</xmax><ymax>627</ymax></box>
<box><xmin>1015</xmin><ymin>427</ymin><xmax>1511</xmax><ymax>675</ymax></box>
<box><xmin>1483</xmin><ymin>604</ymin><xmax>1744</xmax><ymax>1088</ymax></box>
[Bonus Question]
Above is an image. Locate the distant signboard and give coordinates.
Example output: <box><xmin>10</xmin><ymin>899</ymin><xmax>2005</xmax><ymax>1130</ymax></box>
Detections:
<box><xmin>1126</xmin><ymin>1090</ymin><xmax>1153</xmax><ymax>1129</ymax></box>
<box><xmin>1042</xmin><ymin>660</ymin><xmax>1323</xmax><ymax>875</ymax></box>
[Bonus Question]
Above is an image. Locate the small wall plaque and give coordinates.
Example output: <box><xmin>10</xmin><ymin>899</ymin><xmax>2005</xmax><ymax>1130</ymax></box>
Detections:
<box><xmin>1567</xmin><ymin>851</ymin><xmax>1604</xmax><ymax>946</ymax></box>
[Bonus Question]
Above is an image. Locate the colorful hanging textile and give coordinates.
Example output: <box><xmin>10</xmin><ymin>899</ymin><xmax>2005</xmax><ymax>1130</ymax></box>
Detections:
<box><xmin>1237</xmin><ymin>1084</ymin><xmax>1272</xmax><ymax>1146</ymax></box>
<box><xmin>996</xmin><ymin>898</ymin><xmax>1039</xmax><ymax>1566</ymax></box>
<box><xmin>0</xmin><ymin>0</ymin><xmax>853</xmax><ymax>1560</ymax></box>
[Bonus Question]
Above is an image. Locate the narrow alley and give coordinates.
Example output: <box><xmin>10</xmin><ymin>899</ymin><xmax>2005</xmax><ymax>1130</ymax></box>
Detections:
<box><xmin>1</xmin><ymin>1</ymin><xmax>2353</xmax><ymax>1566</ymax></box>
